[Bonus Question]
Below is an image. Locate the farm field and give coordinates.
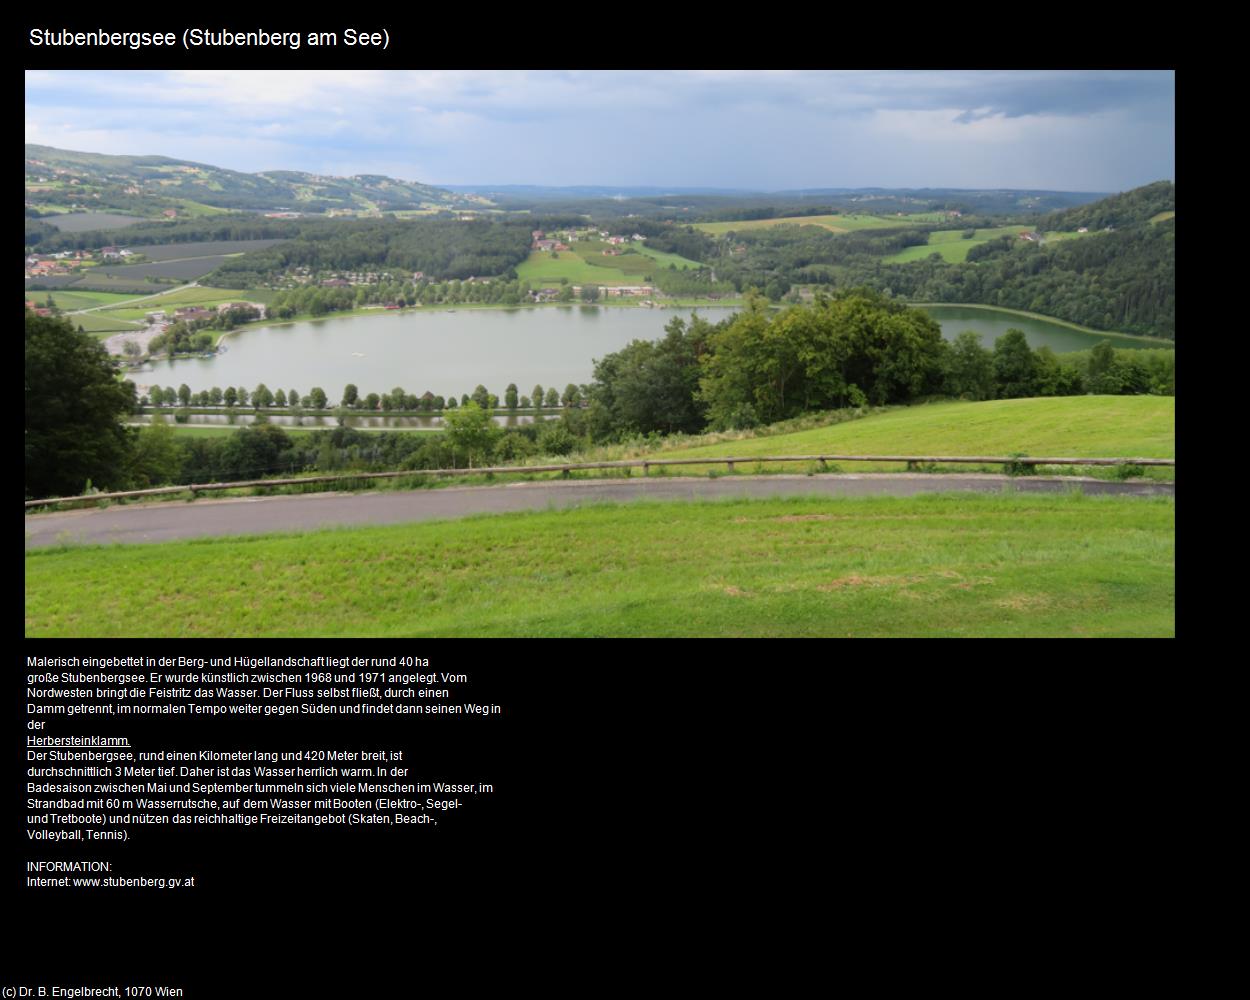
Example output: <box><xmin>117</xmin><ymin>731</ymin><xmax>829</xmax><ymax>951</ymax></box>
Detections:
<box><xmin>577</xmin><ymin>241</ymin><xmax>658</xmax><ymax>276</ymax></box>
<box><xmin>1037</xmin><ymin>230</ymin><xmax>1099</xmax><ymax>244</ymax></box>
<box><xmin>1150</xmin><ymin>211</ymin><xmax>1175</xmax><ymax>224</ymax></box>
<box><xmin>516</xmin><ymin>250</ymin><xmax>637</xmax><ymax>286</ymax></box>
<box><xmin>517</xmin><ymin>241</ymin><xmax>701</xmax><ymax>286</ymax></box>
<box><xmin>635</xmin><ymin>245</ymin><xmax>700</xmax><ymax>270</ymax></box>
<box><xmin>886</xmin><ymin>225</ymin><xmax>1032</xmax><ymax>263</ymax></box>
<box><xmin>645</xmin><ymin>397</ymin><xmax>1175</xmax><ymax>477</ymax></box>
<box><xmin>69</xmin><ymin>312</ymin><xmax>144</xmax><ymax>334</ymax></box>
<box><xmin>23</xmin><ymin>274</ymin><xmax>81</xmax><ymax>290</ymax></box>
<box><xmin>170</xmin><ymin>199</ymin><xmax>232</xmax><ymax>217</ymax></box>
<box><xmin>694</xmin><ymin>213</ymin><xmax>910</xmax><ymax>235</ymax></box>
<box><xmin>126</xmin><ymin>239</ymin><xmax>287</xmax><ymax>261</ymax></box>
<box><xmin>59</xmin><ymin>275</ymin><xmax>169</xmax><ymax>294</ymax></box>
<box><xmin>37</xmin><ymin>289</ymin><xmax>149</xmax><ymax>311</ymax></box>
<box><xmin>99</xmin><ymin>286</ymin><xmax>275</xmax><ymax>321</ymax></box>
<box><xmin>24</xmin><ymin>492</ymin><xmax>1175</xmax><ymax>637</ymax></box>
<box><xmin>42</xmin><ymin>212</ymin><xmax>144</xmax><ymax>231</ymax></box>
<box><xmin>89</xmin><ymin>255</ymin><xmax>232</xmax><ymax>281</ymax></box>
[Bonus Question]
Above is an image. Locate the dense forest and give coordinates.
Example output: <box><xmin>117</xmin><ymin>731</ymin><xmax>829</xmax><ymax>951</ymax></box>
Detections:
<box><xmin>631</xmin><ymin>187</ymin><xmax>1175</xmax><ymax>338</ymax></box>
<box><xmin>27</xmin><ymin>214</ymin><xmax>316</xmax><ymax>252</ymax></box>
<box><xmin>1031</xmin><ymin>180</ymin><xmax>1174</xmax><ymax>231</ymax></box>
<box><xmin>206</xmin><ymin>218</ymin><xmax>538</xmax><ymax>286</ymax></box>
<box><xmin>834</xmin><ymin>220</ymin><xmax>1175</xmax><ymax>338</ymax></box>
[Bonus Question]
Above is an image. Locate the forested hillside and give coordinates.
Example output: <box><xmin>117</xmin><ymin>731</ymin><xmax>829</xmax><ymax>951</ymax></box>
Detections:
<box><xmin>839</xmin><ymin>219</ymin><xmax>1175</xmax><ymax>338</ymax></box>
<box><xmin>1035</xmin><ymin>181</ymin><xmax>1173</xmax><ymax>231</ymax></box>
<box><xmin>25</xmin><ymin>144</ymin><xmax>479</xmax><ymax>217</ymax></box>
<box><xmin>206</xmin><ymin>217</ymin><xmax>535</xmax><ymax>286</ymax></box>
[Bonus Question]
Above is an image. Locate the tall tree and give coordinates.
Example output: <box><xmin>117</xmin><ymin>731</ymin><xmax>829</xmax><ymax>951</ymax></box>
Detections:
<box><xmin>25</xmin><ymin>313</ymin><xmax>136</xmax><ymax>498</ymax></box>
<box><xmin>943</xmin><ymin>331</ymin><xmax>995</xmax><ymax>400</ymax></box>
<box><xmin>443</xmin><ymin>401</ymin><xmax>498</xmax><ymax>468</ymax></box>
<box><xmin>992</xmin><ymin>329</ymin><xmax>1038</xmax><ymax>399</ymax></box>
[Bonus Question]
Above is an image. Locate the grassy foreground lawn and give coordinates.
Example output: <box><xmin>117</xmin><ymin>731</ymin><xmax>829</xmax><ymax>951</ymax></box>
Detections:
<box><xmin>25</xmin><ymin>493</ymin><xmax>1174</xmax><ymax>637</ymax></box>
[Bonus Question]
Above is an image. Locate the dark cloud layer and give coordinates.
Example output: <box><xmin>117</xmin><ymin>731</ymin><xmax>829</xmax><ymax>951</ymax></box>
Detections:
<box><xmin>25</xmin><ymin>70</ymin><xmax>1174</xmax><ymax>191</ymax></box>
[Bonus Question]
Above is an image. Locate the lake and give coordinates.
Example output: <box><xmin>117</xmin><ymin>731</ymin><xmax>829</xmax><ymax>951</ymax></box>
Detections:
<box><xmin>135</xmin><ymin>303</ymin><xmax>1173</xmax><ymax>397</ymax></box>
<box><xmin>916</xmin><ymin>305</ymin><xmax>1173</xmax><ymax>354</ymax></box>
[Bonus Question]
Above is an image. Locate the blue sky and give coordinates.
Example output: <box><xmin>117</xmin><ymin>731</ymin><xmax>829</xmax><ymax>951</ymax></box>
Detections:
<box><xmin>24</xmin><ymin>70</ymin><xmax>1175</xmax><ymax>192</ymax></box>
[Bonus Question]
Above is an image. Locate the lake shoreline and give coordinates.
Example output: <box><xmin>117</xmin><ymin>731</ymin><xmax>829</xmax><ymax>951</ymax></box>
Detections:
<box><xmin>907</xmin><ymin>301</ymin><xmax>1174</xmax><ymax>347</ymax></box>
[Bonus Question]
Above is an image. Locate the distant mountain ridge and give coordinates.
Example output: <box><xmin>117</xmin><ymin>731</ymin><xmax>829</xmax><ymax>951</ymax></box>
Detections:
<box><xmin>24</xmin><ymin>144</ymin><xmax>485</xmax><ymax>217</ymax></box>
<box><xmin>444</xmin><ymin>183</ymin><xmax>1109</xmax><ymax>214</ymax></box>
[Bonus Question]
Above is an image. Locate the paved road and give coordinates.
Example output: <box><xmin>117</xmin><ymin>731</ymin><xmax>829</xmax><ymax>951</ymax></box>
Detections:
<box><xmin>24</xmin><ymin>474</ymin><xmax>1174</xmax><ymax>549</ymax></box>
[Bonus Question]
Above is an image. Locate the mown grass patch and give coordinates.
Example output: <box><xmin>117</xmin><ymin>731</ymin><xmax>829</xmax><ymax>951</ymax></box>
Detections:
<box><xmin>40</xmin><ymin>290</ymin><xmax>148</xmax><ymax>311</ymax></box>
<box><xmin>24</xmin><ymin>493</ymin><xmax>1174</xmax><ymax>637</ymax></box>
<box><xmin>635</xmin><ymin>245</ymin><xmax>700</xmax><ymax>270</ymax></box>
<box><xmin>70</xmin><ymin>312</ymin><xmax>144</xmax><ymax>334</ymax></box>
<box><xmin>885</xmin><ymin>225</ymin><xmax>1041</xmax><ymax>263</ymax></box>
<box><xmin>515</xmin><ymin>250</ymin><xmax>635</xmax><ymax>286</ymax></box>
<box><xmin>99</xmin><ymin>286</ymin><xmax>275</xmax><ymax>321</ymax></box>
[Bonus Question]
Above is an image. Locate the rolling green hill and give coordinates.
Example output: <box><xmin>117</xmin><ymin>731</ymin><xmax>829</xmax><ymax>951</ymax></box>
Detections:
<box><xmin>25</xmin><ymin>144</ymin><xmax>484</xmax><ymax>218</ymax></box>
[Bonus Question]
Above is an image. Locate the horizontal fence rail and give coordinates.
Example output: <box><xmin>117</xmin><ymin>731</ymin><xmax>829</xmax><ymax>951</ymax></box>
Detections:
<box><xmin>25</xmin><ymin>454</ymin><xmax>1176</xmax><ymax>509</ymax></box>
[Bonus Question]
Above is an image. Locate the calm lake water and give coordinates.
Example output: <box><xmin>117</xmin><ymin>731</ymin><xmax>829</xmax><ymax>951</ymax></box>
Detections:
<box><xmin>917</xmin><ymin>305</ymin><xmax>1174</xmax><ymax>354</ymax></box>
<box><xmin>135</xmin><ymin>303</ymin><xmax>1172</xmax><ymax>396</ymax></box>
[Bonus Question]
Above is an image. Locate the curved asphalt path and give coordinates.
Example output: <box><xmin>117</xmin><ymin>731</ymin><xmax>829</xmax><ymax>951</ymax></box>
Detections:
<box><xmin>24</xmin><ymin>474</ymin><xmax>1174</xmax><ymax>549</ymax></box>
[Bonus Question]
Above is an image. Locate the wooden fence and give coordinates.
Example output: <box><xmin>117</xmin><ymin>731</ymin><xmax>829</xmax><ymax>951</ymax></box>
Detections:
<box><xmin>24</xmin><ymin>454</ymin><xmax>1176</xmax><ymax>509</ymax></box>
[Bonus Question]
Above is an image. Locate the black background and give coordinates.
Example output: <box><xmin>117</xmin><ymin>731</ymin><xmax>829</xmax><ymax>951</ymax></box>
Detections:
<box><xmin>21</xmin><ymin>31</ymin><xmax>1182</xmax><ymax>991</ymax></box>
<box><xmin>10</xmin><ymin>640</ymin><xmax>1173</xmax><ymax>993</ymax></box>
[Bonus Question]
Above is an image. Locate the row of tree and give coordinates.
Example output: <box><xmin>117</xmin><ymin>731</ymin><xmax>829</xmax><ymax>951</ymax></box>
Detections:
<box><xmin>145</xmin><ymin>382</ymin><xmax>589</xmax><ymax>412</ymax></box>
<box><xmin>261</xmin><ymin>277</ymin><xmax>602</xmax><ymax>319</ymax></box>
<box><xmin>126</xmin><ymin>412</ymin><xmax>587</xmax><ymax>490</ymax></box>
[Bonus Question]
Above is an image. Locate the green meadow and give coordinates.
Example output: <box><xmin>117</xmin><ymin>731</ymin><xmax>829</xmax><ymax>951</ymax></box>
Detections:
<box><xmin>638</xmin><ymin>397</ymin><xmax>1175</xmax><ymax>477</ymax></box>
<box><xmin>886</xmin><ymin>225</ymin><xmax>1034</xmax><ymax>263</ymax></box>
<box><xmin>516</xmin><ymin>250</ymin><xmax>639</xmax><ymax>286</ymax></box>
<box><xmin>98</xmin><ymin>286</ymin><xmax>276</xmax><ymax>321</ymax></box>
<box><xmin>71</xmin><ymin>312</ymin><xmax>144</xmax><ymax>335</ymax></box>
<box><xmin>635</xmin><ymin>245</ymin><xmax>700</xmax><ymax>270</ymax></box>
<box><xmin>39</xmin><ymin>289</ymin><xmax>148</xmax><ymax>311</ymax></box>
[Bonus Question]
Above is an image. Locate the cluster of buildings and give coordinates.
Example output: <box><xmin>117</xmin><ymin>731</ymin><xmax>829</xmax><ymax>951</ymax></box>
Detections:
<box><xmin>530</xmin><ymin>229</ymin><xmax>647</xmax><ymax>252</ymax></box>
<box><xmin>24</xmin><ymin>246</ymin><xmax>136</xmax><ymax>278</ymax></box>
<box><xmin>282</xmin><ymin>267</ymin><xmax>388</xmax><ymax>287</ymax></box>
<box><xmin>143</xmin><ymin>302</ymin><xmax>267</xmax><ymax>330</ymax></box>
